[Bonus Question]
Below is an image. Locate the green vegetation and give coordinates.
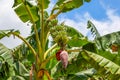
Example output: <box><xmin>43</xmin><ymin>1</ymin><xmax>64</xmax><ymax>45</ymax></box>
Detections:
<box><xmin>0</xmin><ymin>0</ymin><xmax>120</xmax><ymax>80</ymax></box>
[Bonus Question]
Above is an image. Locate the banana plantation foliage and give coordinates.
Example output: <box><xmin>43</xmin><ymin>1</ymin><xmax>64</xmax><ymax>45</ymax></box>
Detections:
<box><xmin>0</xmin><ymin>0</ymin><xmax>120</xmax><ymax>80</ymax></box>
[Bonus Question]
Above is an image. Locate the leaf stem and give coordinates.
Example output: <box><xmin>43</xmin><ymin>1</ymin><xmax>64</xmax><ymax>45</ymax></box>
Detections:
<box><xmin>44</xmin><ymin>43</ymin><xmax>57</xmax><ymax>59</ymax></box>
<box><xmin>21</xmin><ymin>0</ymin><xmax>42</xmax><ymax>61</ymax></box>
<box><xmin>42</xmin><ymin>55</ymin><xmax>55</xmax><ymax>68</ymax></box>
<box><xmin>41</xmin><ymin>0</ymin><xmax>45</xmax><ymax>53</ymax></box>
<box><xmin>11</xmin><ymin>32</ymin><xmax>36</xmax><ymax>57</ymax></box>
<box><xmin>37</xmin><ymin>0</ymin><xmax>46</xmax><ymax>61</ymax></box>
<box><xmin>67</xmin><ymin>48</ymin><xmax>82</xmax><ymax>53</ymax></box>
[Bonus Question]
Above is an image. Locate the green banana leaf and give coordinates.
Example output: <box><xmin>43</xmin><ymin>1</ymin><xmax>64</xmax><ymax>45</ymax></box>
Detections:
<box><xmin>13</xmin><ymin>0</ymin><xmax>39</xmax><ymax>22</ymax></box>
<box><xmin>87</xmin><ymin>20</ymin><xmax>120</xmax><ymax>50</ymax></box>
<box><xmin>95</xmin><ymin>31</ymin><xmax>120</xmax><ymax>50</ymax></box>
<box><xmin>13</xmin><ymin>0</ymin><xmax>50</xmax><ymax>9</ymax></box>
<box><xmin>68</xmin><ymin>37</ymin><xmax>89</xmax><ymax>47</ymax></box>
<box><xmin>0</xmin><ymin>43</ymin><xmax>29</xmax><ymax>80</ymax></box>
<box><xmin>87</xmin><ymin>20</ymin><xmax>100</xmax><ymax>38</ymax></box>
<box><xmin>66</xmin><ymin>25</ymin><xmax>84</xmax><ymax>38</ymax></box>
<box><xmin>0</xmin><ymin>43</ymin><xmax>13</xmax><ymax>64</ymax></box>
<box><xmin>67</xmin><ymin>68</ymin><xmax>97</xmax><ymax>80</ymax></box>
<box><xmin>0</xmin><ymin>43</ymin><xmax>14</xmax><ymax>79</ymax></box>
<box><xmin>7</xmin><ymin>75</ymin><xmax>26</xmax><ymax>80</ymax></box>
<box><xmin>56</xmin><ymin>0</ymin><xmax>91</xmax><ymax>12</ymax></box>
<box><xmin>0</xmin><ymin>30</ymin><xmax>20</xmax><ymax>39</ymax></box>
<box><xmin>81</xmin><ymin>50</ymin><xmax>120</xmax><ymax>79</ymax></box>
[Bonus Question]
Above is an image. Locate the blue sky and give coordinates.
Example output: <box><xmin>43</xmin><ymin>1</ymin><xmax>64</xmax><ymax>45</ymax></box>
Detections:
<box><xmin>63</xmin><ymin>0</ymin><xmax>108</xmax><ymax>20</ymax></box>
<box><xmin>58</xmin><ymin>0</ymin><xmax>120</xmax><ymax>36</ymax></box>
<box><xmin>60</xmin><ymin>0</ymin><xmax>120</xmax><ymax>20</ymax></box>
<box><xmin>0</xmin><ymin>0</ymin><xmax>120</xmax><ymax>48</ymax></box>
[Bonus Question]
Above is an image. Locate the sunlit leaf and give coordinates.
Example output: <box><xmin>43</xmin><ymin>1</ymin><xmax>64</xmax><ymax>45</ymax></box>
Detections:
<box><xmin>68</xmin><ymin>68</ymin><xmax>96</xmax><ymax>80</ymax></box>
<box><xmin>68</xmin><ymin>37</ymin><xmax>89</xmax><ymax>47</ymax></box>
<box><xmin>13</xmin><ymin>0</ymin><xmax>39</xmax><ymax>22</ymax></box>
<box><xmin>66</xmin><ymin>25</ymin><xmax>84</xmax><ymax>38</ymax></box>
<box><xmin>0</xmin><ymin>30</ymin><xmax>20</xmax><ymax>39</ymax></box>
<box><xmin>56</xmin><ymin>0</ymin><xmax>91</xmax><ymax>12</ymax></box>
<box><xmin>13</xmin><ymin>0</ymin><xmax>22</xmax><ymax>7</ymax></box>
<box><xmin>0</xmin><ymin>43</ymin><xmax>14</xmax><ymax>79</ymax></box>
<box><xmin>87</xmin><ymin>20</ymin><xmax>100</xmax><ymax>38</ymax></box>
<box><xmin>95</xmin><ymin>31</ymin><xmax>120</xmax><ymax>50</ymax></box>
<box><xmin>38</xmin><ymin>0</ymin><xmax>50</xmax><ymax>9</ymax></box>
<box><xmin>0</xmin><ymin>43</ymin><xmax>13</xmax><ymax>64</ymax></box>
<box><xmin>81</xmin><ymin>50</ymin><xmax>120</xmax><ymax>79</ymax></box>
<box><xmin>14</xmin><ymin>61</ymin><xmax>28</xmax><ymax>75</ymax></box>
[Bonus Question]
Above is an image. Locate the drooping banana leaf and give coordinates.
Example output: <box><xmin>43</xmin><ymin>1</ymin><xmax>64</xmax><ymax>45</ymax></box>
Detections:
<box><xmin>67</xmin><ymin>68</ymin><xmax>97</xmax><ymax>80</ymax></box>
<box><xmin>0</xmin><ymin>43</ymin><xmax>13</xmax><ymax>65</ymax></box>
<box><xmin>55</xmin><ymin>0</ymin><xmax>91</xmax><ymax>13</ymax></box>
<box><xmin>11</xmin><ymin>43</ymin><xmax>31</xmax><ymax>79</ymax></box>
<box><xmin>12</xmin><ymin>42</ymin><xmax>35</xmax><ymax>65</ymax></box>
<box><xmin>65</xmin><ymin>25</ymin><xmax>84</xmax><ymax>38</ymax></box>
<box><xmin>14</xmin><ymin>61</ymin><xmax>29</xmax><ymax>76</ymax></box>
<box><xmin>87</xmin><ymin>20</ymin><xmax>120</xmax><ymax>51</ymax></box>
<box><xmin>0</xmin><ymin>29</ymin><xmax>20</xmax><ymax>39</ymax></box>
<box><xmin>13</xmin><ymin>0</ymin><xmax>39</xmax><ymax>22</ymax></box>
<box><xmin>87</xmin><ymin>20</ymin><xmax>100</xmax><ymax>38</ymax></box>
<box><xmin>95</xmin><ymin>50</ymin><xmax>120</xmax><ymax>66</ymax></box>
<box><xmin>95</xmin><ymin>31</ymin><xmax>120</xmax><ymax>50</ymax></box>
<box><xmin>81</xmin><ymin>50</ymin><xmax>120</xmax><ymax>79</ymax></box>
<box><xmin>68</xmin><ymin>36</ymin><xmax>89</xmax><ymax>47</ymax></box>
<box><xmin>0</xmin><ymin>43</ymin><xmax>14</xmax><ymax>79</ymax></box>
<box><xmin>13</xmin><ymin>0</ymin><xmax>50</xmax><ymax>9</ymax></box>
<box><xmin>0</xmin><ymin>42</ymin><xmax>30</xmax><ymax>80</ymax></box>
<box><xmin>65</xmin><ymin>25</ymin><xmax>90</xmax><ymax>47</ymax></box>
<box><xmin>0</xmin><ymin>29</ymin><xmax>35</xmax><ymax>64</ymax></box>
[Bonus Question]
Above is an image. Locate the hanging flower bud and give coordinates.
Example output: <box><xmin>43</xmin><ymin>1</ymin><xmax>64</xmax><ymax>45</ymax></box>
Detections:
<box><xmin>56</xmin><ymin>50</ymin><xmax>62</xmax><ymax>61</ymax></box>
<box><xmin>60</xmin><ymin>50</ymin><xmax>68</xmax><ymax>69</ymax></box>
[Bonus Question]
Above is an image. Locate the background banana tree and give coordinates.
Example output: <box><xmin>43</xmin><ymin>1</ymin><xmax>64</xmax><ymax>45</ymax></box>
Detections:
<box><xmin>0</xmin><ymin>0</ymin><xmax>120</xmax><ymax>80</ymax></box>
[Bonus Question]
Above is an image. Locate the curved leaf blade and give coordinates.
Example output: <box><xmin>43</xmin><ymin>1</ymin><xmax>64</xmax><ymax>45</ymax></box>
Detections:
<box><xmin>0</xmin><ymin>43</ymin><xmax>13</xmax><ymax>64</ymax></box>
<box><xmin>87</xmin><ymin>20</ymin><xmax>100</xmax><ymax>38</ymax></box>
<box><xmin>56</xmin><ymin>0</ymin><xmax>91</xmax><ymax>12</ymax></box>
<box><xmin>68</xmin><ymin>68</ymin><xmax>96</xmax><ymax>80</ymax></box>
<box><xmin>13</xmin><ymin>0</ymin><xmax>39</xmax><ymax>22</ymax></box>
<box><xmin>0</xmin><ymin>30</ymin><xmax>20</xmax><ymax>39</ymax></box>
<box><xmin>68</xmin><ymin>37</ymin><xmax>89</xmax><ymax>47</ymax></box>
<box><xmin>95</xmin><ymin>31</ymin><xmax>120</xmax><ymax>50</ymax></box>
<box><xmin>66</xmin><ymin>25</ymin><xmax>84</xmax><ymax>38</ymax></box>
<box><xmin>82</xmin><ymin>50</ymin><xmax>120</xmax><ymax>75</ymax></box>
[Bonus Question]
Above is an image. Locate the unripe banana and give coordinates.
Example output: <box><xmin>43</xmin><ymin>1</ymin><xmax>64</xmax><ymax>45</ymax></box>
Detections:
<box><xmin>50</xmin><ymin>25</ymin><xmax>68</xmax><ymax>48</ymax></box>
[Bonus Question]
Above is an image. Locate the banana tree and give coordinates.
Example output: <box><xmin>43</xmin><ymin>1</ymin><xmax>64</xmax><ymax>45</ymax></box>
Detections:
<box><xmin>1</xmin><ymin>0</ymin><xmax>120</xmax><ymax>80</ymax></box>
<box><xmin>0</xmin><ymin>0</ymin><xmax>91</xmax><ymax>80</ymax></box>
<box><xmin>86</xmin><ymin>21</ymin><xmax>120</xmax><ymax>79</ymax></box>
<box><xmin>1</xmin><ymin>29</ymin><xmax>120</xmax><ymax>80</ymax></box>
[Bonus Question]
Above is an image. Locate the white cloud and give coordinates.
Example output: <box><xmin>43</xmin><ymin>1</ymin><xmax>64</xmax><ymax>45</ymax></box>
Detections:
<box><xmin>0</xmin><ymin>0</ymin><xmax>31</xmax><ymax>49</ymax></box>
<box><xmin>46</xmin><ymin>0</ymin><xmax>55</xmax><ymax>14</ymax></box>
<box><xmin>92</xmin><ymin>9</ymin><xmax>120</xmax><ymax>36</ymax></box>
<box><xmin>0</xmin><ymin>0</ymin><xmax>56</xmax><ymax>48</ymax></box>
<box><xmin>59</xmin><ymin>8</ymin><xmax>120</xmax><ymax>39</ymax></box>
<box><xmin>58</xmin><ymin>12</ymin><xmax>90</xmax><ymax>36</ymax></box>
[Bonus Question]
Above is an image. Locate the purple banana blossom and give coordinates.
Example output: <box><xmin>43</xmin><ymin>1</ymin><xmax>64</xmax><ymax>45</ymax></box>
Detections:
<box><xmin>60</xmin><ymin>50</ymin><xmax>68</xmax><ymax>69</ymax></box>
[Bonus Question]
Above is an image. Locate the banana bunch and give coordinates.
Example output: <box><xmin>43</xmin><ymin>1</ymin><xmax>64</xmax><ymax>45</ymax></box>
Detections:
<box><xmin>50</xmin><ymin>25</ymin><xmax>68</xmax><ymax>48</ymax></box>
